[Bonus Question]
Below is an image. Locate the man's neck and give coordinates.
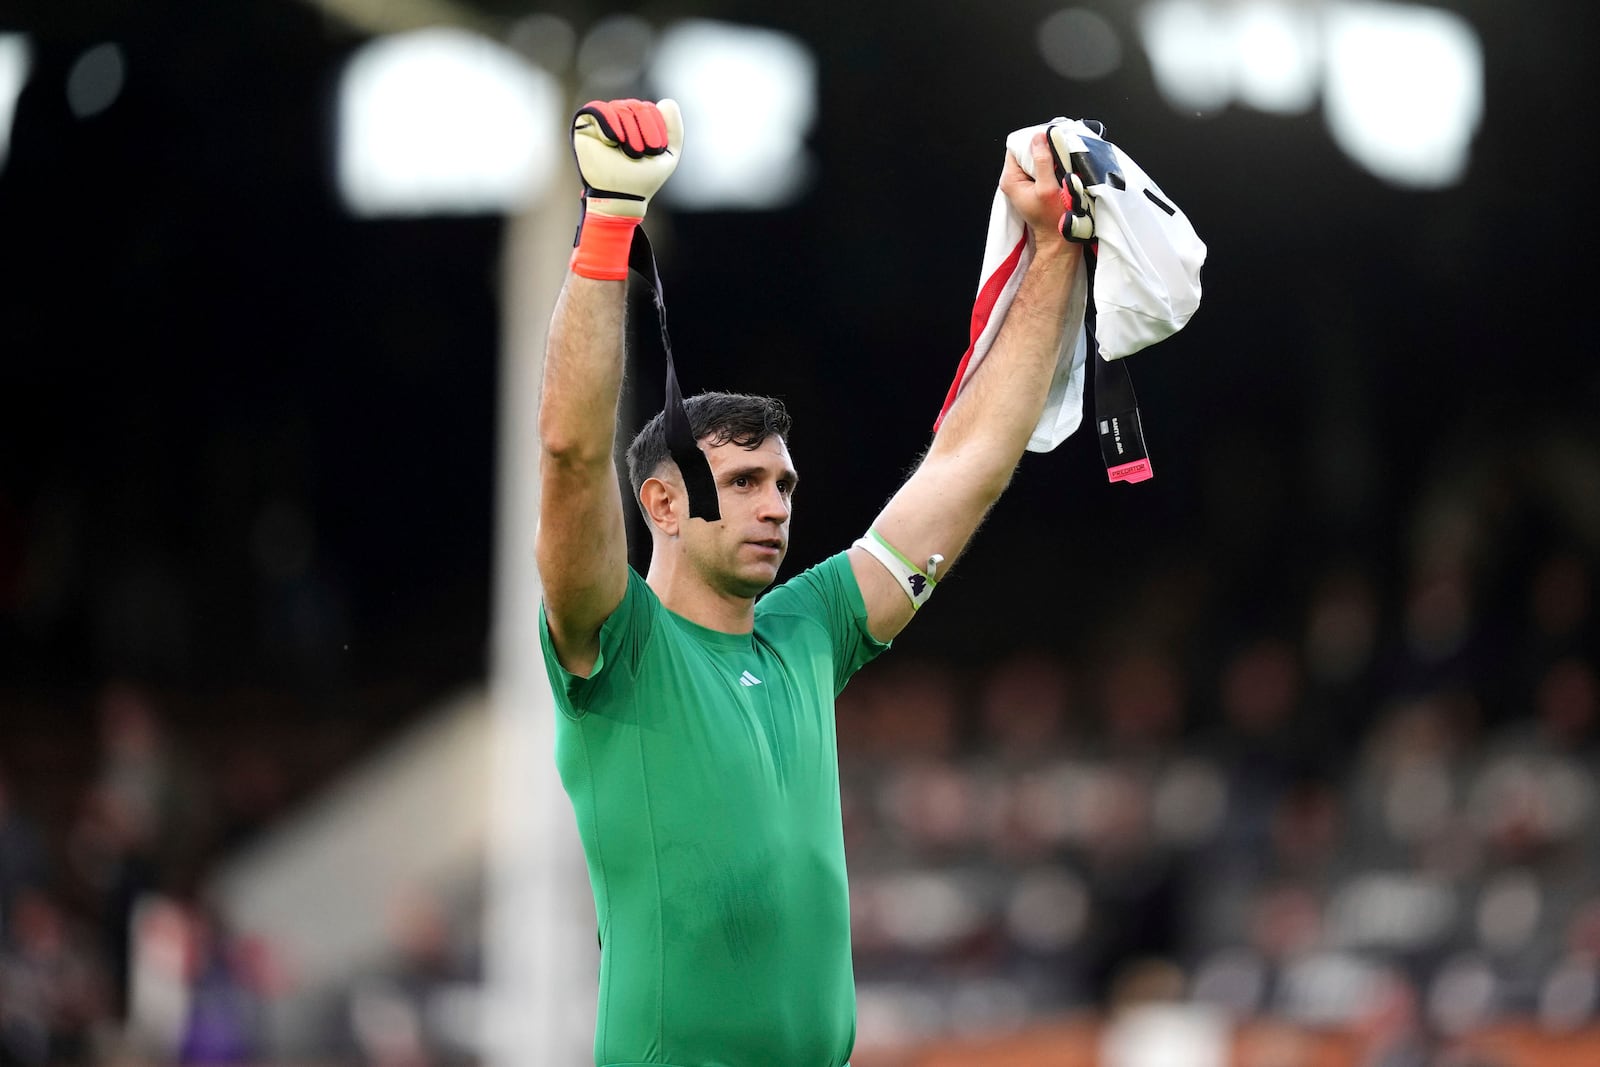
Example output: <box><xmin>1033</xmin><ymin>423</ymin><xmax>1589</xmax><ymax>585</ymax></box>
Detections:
<box><xmin>645</xmin><ymin>557</ymin><xmax>757</xmax><ymax>634</ymax></box>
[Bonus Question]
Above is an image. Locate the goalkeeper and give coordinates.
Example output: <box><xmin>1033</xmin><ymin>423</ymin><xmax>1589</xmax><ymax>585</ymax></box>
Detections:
<box><xmin>537</xmin><ymin>98</ymin><xmax>1090</xmax><ymax>1067</ymax></box>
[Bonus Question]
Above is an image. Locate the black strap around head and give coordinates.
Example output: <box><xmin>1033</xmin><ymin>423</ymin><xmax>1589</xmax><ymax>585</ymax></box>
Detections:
<box><xmin>626</xmin><ymin>227</ymin><xmax>721</xmax><ymax>521</ymax></box>
<box><xmin>1086</xmin><ymin>248</ymin><xmax>1154</xmax><ymax>484</ymax></box>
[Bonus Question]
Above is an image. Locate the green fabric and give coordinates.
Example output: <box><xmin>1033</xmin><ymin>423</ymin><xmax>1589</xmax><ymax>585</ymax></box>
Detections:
<box><xmin>540</xmin><ymin>552</ymin><xmax>888</xmax><ymax>1067</ymax></box>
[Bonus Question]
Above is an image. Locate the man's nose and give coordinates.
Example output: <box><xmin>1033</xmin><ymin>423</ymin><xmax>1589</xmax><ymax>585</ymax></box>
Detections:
<box><xmin>758</xmin><ymin>485</ymin><xmax>790</xmax><ymax>522</ymax></box>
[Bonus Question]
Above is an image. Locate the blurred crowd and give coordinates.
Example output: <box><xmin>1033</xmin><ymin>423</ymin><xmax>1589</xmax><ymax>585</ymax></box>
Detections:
<box><xmin>4</xmin><ymin>569</ymin><xmax>1597</xmax><ymax>1065</ymax></box>
<box><xmin>3</xmin><ymin>424</ymin><xmax>1598</xmax><ymax>1065</ymax></box>
<box><xmin>0</xmin><ymin>682</ymin><xmax>482</xmax><ymax>1066</ymax></box>
<box><xmin>837</xmin><ymin>524</ymin><xmax>1599</xmax><ymax>1058</ymax></box>
<box><xmin>0</xmin><ymin>681</ymin><xmax>281</xmax><ymax>1064</ymax></box>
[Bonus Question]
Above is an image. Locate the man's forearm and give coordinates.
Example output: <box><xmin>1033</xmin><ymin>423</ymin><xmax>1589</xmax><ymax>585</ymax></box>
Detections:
<box><xmin>539</xmin><ymin>273</ymin><xmax>627</xmax><ymax>465</ymax></box>
<box><xmin>927</xmin><ymin>241</ymin><xmax>1080</xmax><ymax>496</ymax></box>
<box><xmin>538</xmin><ymin>98</ymin><xmax>679</xmax><ymax>668</ymax></box>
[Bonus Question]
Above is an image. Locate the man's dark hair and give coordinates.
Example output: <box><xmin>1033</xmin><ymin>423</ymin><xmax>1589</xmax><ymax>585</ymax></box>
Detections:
<box><xmin>625</xmin><ymin>391</ymin><xmax>792</xmax><ymax>507</ymax></box>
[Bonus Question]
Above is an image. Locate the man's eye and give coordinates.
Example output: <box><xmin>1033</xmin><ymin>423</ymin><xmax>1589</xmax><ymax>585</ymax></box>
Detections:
<box><xmin>733</xmin><ymin>476</ymin><xmax>750</xmax><ymax>488</ymax></box>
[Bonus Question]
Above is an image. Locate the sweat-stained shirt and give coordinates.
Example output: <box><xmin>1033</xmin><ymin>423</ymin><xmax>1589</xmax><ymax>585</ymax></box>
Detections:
<box><xmin>539</xmin><ymin>551</ymin><xmax>889</xmax><ymax>1067</ymax></box>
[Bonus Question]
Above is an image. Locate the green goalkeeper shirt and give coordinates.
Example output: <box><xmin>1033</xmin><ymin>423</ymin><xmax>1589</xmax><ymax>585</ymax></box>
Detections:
<box><xmin>539</xmin><ymin>552</ymin><xmax>889</xmax><ymax>1067</ymax></box>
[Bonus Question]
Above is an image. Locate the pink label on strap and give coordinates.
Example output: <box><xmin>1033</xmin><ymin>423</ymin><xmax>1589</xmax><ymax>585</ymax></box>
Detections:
<box><xmin>1107</xmin><ymin>459</ymin><xmax>1153</xmax><ymax>484</ymax></box>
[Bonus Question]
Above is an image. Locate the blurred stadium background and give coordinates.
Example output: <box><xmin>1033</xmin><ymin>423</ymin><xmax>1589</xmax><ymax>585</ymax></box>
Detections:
<box><xmin>2</xmin><ymin>0</ymin><xmax>1599</xmax><ymax>1064</ymax></box>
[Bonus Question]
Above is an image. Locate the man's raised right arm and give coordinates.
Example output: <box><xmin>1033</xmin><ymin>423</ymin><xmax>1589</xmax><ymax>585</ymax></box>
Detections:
<box><xmin>536</xmin><ymin>99</ymin><xmax>684</xmax><ymax>677</ymax></box>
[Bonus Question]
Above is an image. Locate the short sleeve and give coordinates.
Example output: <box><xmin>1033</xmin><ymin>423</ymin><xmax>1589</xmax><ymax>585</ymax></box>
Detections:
<box><xmin>759</xmin><ymin>551</ymin><xmax>890</xmax><ymax>694</ymax></box>
<box><xmin>538</xmin><ymin>568</ymin><xmax>659</xmax><ymax>719</ymax></box>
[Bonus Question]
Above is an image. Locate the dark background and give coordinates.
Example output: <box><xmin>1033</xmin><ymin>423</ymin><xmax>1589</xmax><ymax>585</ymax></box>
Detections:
<box><xmin>2</xmin><ymin>0</ymin><xmax>1597</xmax><ymax>808</ymax></box>
<box><xmin>3</xmin><ymin>2</ymin><xmax>1600</xmax><ymax>1058</ymax></box>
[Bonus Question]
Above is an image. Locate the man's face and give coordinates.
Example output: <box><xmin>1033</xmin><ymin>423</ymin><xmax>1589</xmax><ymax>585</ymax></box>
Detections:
<box><xmin>682</xmin><ymin>434</ymin><xmax>798</xmax><ymax>598</ymax></box>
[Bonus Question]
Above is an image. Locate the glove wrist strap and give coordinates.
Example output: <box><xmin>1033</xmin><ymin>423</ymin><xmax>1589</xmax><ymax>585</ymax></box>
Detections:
<box><xmin>624</xmin><ymin>226</ymin><xmax>722</xmax><ymax>522</ymax></box>
<box><xmin>1086</xmin><ymin>250</ymin><xmax>1154</xmax><ymax>484</ymax></box>
<box><xmin>570</xmin><ymin>209</ymin><xmax>641</xmax><ymax>281</ymax></box>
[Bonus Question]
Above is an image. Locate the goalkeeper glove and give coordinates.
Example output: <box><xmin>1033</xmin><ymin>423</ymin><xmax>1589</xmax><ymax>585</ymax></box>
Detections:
<box><xmin>1046</xmin><ymin>125</ymin><xmax>1095</xmax><ymax>244</ymax></box>
<box><xmin>569</xmin><ymin>98</ymin><xmax>684</xmax><ymax>280</ymax></box>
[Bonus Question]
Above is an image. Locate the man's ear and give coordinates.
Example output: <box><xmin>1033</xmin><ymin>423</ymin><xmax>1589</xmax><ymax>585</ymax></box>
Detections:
<box><xmin>640</xmin><ymin>476</ymin><xmax>680</xmax><ymax>536</ymax></box>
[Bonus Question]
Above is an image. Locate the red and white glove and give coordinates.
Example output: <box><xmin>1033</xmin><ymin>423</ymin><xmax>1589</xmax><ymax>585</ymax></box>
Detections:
<box><xmin>569</xmin><ymin>98</ymin><xmax>684</xmax><ymax>280</ymax></box>
<box><xmin>1046</xmin><ymin>125</ymin><xmax>1095</xmax><ymax>244</ymax></box>
<box><xmin>1057</xmin><ymin>171</ymin><xmax>1094</xmax><ymax>243</ymax></box>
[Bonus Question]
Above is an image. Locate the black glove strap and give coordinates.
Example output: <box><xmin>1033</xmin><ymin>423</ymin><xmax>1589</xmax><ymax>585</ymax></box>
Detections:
<box><xmin>1087</xmin><ymin>249</ymin><xmax>1154</xmax><ymax>484</ymax></box>
<box><xmin>627</xmin><ymin>228</ymin><xmax>721</xmax><ymax>521</ymax></box>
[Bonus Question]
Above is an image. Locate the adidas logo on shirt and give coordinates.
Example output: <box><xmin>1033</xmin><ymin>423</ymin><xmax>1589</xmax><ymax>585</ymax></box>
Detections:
<box><xmin>739</xmin><ymin>670</ymin><xmax>762</xmax><ymax>687</ymax></box>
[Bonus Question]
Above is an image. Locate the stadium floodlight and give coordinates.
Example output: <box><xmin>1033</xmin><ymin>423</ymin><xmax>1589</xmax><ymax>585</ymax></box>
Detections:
<box><xmin>337</xmin><ymin>27</ymin><xmax>561</xmax><ymax>217</ymax></box>
<box><xmin>1140</xmin><ymin>0</ymin><xmax>1320</xmax><ymax>115</ymax></box>
<box><xmin>1139</xmin><ymin>0</ymin><xmax>1481</xmax><ymax>187</ymax></box>
<box><xmin>1322</xmin><ymin>1</ymin><xmax>1482</xmax><ymax>189</ymax></box>
<box><xmin>1139</xmin><ymin>0</ymin><xmax>1236</xmax><ymax>114</ymax></box>
<box><xmin>507</xmin><ymin>13</ymin><xmax>577</xmax><ymax>77</ymax></box>
<box><xmin>0</xmin><ymin>34</ymin><xmax>30</xmax><ymax>174</ymax></box>
<box><xmin>576</xmin><ymin>14</ymin><xmax>654</xmax><ymax>92</ymax></box>
<box><xmin>1037</xmin><ymin>8</ymin><xmax>1124</xmax><ymax>82</ymax></box>
<box><xmin>67</xmin><ymin>42</ymin><xmax>127</xmax><ymax>119</ymax></box>
<box><xmin>648</xmin><ymin>20</ymin><xmax>817</xmax><ymax>211</ymax></box>
<box><xmin>1231</xmin><ymin>1</ymin><xmax>1318</xmax><ymax>115</ymax></box>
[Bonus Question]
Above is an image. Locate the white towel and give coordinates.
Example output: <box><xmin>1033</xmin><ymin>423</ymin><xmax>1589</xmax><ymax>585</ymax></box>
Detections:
<box><xmin>935</xmin><ymin>119</ymin><xmax>1206</xmax><ymax>451</ymax></box>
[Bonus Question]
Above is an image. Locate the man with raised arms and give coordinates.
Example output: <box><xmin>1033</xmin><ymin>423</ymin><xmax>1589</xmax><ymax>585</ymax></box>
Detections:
<box><xmin>537</xmin><ymin>97</ymin><xmax>1090</xmax><ymax>1067</ymax></box>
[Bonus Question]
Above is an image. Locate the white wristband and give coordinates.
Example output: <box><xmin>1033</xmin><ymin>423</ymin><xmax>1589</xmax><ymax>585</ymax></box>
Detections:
<box><xmin>852</xmin><ymin>529</ymin><xmax>942</xmax><ymax>610</ymax></box>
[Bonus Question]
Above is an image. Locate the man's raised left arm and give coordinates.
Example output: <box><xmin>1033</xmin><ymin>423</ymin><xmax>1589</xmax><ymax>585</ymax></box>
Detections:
<box><xmin>849</xmin><ymin>130</ymin><xmax>1085</xmax><ymax>642</ymax></box>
